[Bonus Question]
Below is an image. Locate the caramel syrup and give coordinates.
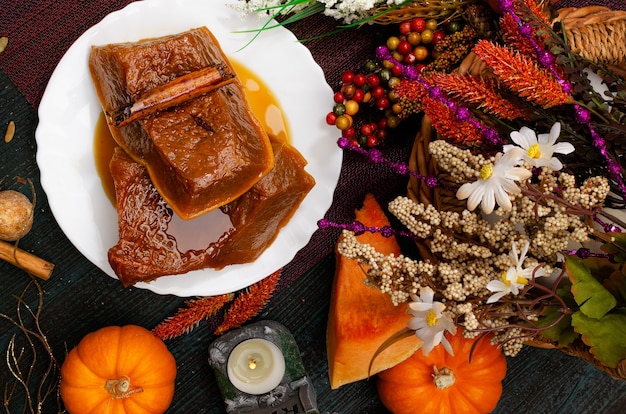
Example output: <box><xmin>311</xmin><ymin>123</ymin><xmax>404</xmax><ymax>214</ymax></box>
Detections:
<box><xmin>94</xmin><ymin>60</ymin><xmax>289</xmax><ymax>204</ymax></box>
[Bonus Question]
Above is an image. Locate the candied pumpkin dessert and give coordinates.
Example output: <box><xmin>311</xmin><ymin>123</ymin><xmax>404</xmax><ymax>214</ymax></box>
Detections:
<box><xmin>89</xmin><ymin>27</ymin><xmax>274</xmax><ymax>220</ymax></box>
<box><xmin>211</xmin><ymin>138</ymin><xmax>315</xmax><ymax>269</ymax></box>
<box><xmin>108</xmin><ymin>137</ymin><xmax>314</xmax><ymax>286</ymax></box>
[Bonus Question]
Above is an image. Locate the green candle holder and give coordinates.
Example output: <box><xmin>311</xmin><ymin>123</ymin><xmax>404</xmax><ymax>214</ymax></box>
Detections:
<box><xmin>208</xmin><ymin>320</ymin><xmax>322</xmax><ymax>414</ymax></box>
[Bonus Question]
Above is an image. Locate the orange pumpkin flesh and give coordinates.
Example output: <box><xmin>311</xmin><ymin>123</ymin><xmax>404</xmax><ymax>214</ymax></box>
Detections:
<box><xmin>327</xmin><ymin>193</ymin><xmax>422</xmax><ymax>389</ymax></box>
<box><xmin>60</xmin><ymin>325</ymin><xmax>176</xmax><ymax>414</ymax></box>
<box><xmin>377</xmin><ymin>330</ymin><xmax>507</xmax><ymax>414</ymax></box>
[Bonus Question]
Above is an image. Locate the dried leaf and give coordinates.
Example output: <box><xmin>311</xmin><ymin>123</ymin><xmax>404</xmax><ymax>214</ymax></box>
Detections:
<box><xmin>4</xmin><ymin>121</ymin><xmax>15</xmax><ymax>143</ymax></box>
<box><xmin>0</xmin><ymin>36</ymin><xmax>7</xmax><ymax>54</ymax></box>
<box><xmin>214</xmin><ymin>269</ymin><xmax>281</xmax><ymax>335</ymax></box>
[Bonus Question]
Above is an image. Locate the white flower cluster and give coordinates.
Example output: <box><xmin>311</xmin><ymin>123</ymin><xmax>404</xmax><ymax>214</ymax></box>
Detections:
<box><xmin>337</xmin><ymin>123</ymin><xmax>611</xmax><ymax>356</ymax></box>
<box><xmin>230</xmin><ymin>0</ymin><xmax>310</xmax><ymax>18</ymax></box>
<box><xmin>232</xmin><ymin>0</ymin><xmax>404</xmax><ymax>24</ymax></box>
<box><xmin>319</xmin><ymin>0</ymin><xmax>399</xmax><ymax>24</ymax></box>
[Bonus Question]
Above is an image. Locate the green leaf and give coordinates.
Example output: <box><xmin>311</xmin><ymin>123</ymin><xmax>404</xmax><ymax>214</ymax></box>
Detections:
<box><xmin>536</xmin><ymin>306</ymin><xmax>576</xmax><ymax>345</ymax></box>
<box><xmin>571</xmin><ymin>310</ymin><xmax>626</xmax><ymax>368</ymax></box>
<box><xmin>604</xmin><ymin>270</ymin><xmax>626</xmax><ymax>304</ymax></box>
<box><xmin>601</xmin><ymin>232</ymin><xmax>626</xmax><ymax>263</ymax></box>
<box><xmin>564</xmin><ymin>256</ymin><xmax>616</xmax><ymax>318</ymax></box>
<box><xmin>537</xmin><ymin>306</ymin><xmax>573</xmax><ymax>345</ymax></box>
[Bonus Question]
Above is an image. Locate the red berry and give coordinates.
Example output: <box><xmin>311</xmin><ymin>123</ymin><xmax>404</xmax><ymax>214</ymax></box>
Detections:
<box><xmin>371</xmin><ymin>86</ymin><xmax>386</xmax><ymax>99</ymax></box>
<box><xmin>360</xmin><ymin>123</ymin><xmax>374</xmax><ymax>136</ymax></box>
<box><xmin>410</xmin><ymin>17</ymin><xmax>426</xmax><ymax>33</ymax></box>
<box><xmin>326</xmin><ymin>112</ymin><xmax>337</xmax><ymax>125</ymax></box>
<box><xmin>353</xmin><ymin>73</ymin><xmax>367</xmax><ymax>87</ymax></box>
<box><xmin>353</xmin><ymin>88</ymin><xmax>365</xmax><ymax>102</ymax></box>
<box><xmin>342</xmin><ymin>70</ymin><xmax>355</xmax><ymax>84</ymax></box>
<box><xmin>349</xmin><ymin>138</ymin><xmax>359</xmax><ymax>147</ymax></box>
<box><xmin>403</xmin><ymin>53</ymin><xmax>417</xmax><ymax>65</ymax></box>
<box><xmin>367</xmin><ymin>135</ymin><xmax>379</xmax><ymax>148</ymax></box>
<box><xmin>342</xmin><ymin>126</ymin><xmax>356</xmax><ymax>139</ymax></box>
<box><xmin>367</xmin><ymin>74</ymin><xmax>380</xmax><ymax>88</ymax></box>
<box><xmin>376</xmin><ymin>97</ymin><xmax>390</xmax><ymax>110</ymax></box>
<box><xmin>432</xmin><ymin>30</ymin><xmax>446</xmax><ymax>45</ymax></box>
<box><xmin>378</xmin><ymin>118</ymin><xmax>388</xmax><ymax>129</ymax></box>
<box><xmin>391</xmin><ymin>65</ymin><xmax>403</xmax><ymax>77</ymax></box>
<box><xmin>416</xmin><ymin>64</ymin><xmax>426</xmax><ymax>73</ymax></box>
<box><xmin>333</xmin><ymin>91</ymin><xmax>345</xmax><ymax>103</ymax></box>
<box><xmin>396</xmin><ymin>40</ymin><xmax>412</xmax><ymax>55</ymax></box>
<box><xmin>376</xmin><ymin>129</ymin><xmax>388</xmax><ymax>140</ymax></box>
<box><xmin>399</xmin><ymin>21</ymin><xmax>412</xmax><ymax>35</ymax></box>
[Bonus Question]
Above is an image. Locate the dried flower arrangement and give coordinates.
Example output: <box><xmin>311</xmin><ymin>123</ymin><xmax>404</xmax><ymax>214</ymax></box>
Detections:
<box><xmin>323</xmin><ymin>0</ymin><xmax>626</xmax><ymax>379</ymax></box>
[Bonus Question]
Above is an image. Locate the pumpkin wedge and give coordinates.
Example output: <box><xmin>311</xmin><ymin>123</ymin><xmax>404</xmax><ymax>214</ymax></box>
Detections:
<box><xmin>327</xmin><ymin>193</ymin><xmax>422</xmax><ymax>389</ymax></box>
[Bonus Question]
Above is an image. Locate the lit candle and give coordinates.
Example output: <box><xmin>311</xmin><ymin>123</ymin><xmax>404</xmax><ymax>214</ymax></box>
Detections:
<box><xmin>226</xmin><ymin>338</ymin><xmax>285</xmax><ymax>395</ymax></box>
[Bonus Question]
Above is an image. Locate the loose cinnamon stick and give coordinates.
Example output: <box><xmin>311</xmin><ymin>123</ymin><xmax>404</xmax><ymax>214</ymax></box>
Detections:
<box><xmin>110</xmin><ymin>65</ymin><xmax>235</xmax><ymax>126</ymax></box>
<box><xmin>0</xmin><ymin>240</ymin><xmax>54</xmax><ymax>280</ymax></box>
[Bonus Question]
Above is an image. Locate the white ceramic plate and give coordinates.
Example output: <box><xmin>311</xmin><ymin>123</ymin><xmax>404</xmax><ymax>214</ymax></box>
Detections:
<box><xmin>36</xmin><ymin>0</ymin><xmax>340</xmax><ymax>296</ymax></box>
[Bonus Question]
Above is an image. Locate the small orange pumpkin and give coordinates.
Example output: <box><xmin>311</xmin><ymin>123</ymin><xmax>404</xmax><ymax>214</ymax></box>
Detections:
<box><xmin>377</xmin><ymin>330</ymin><xmax>506</xmax><ymax>414</ymax></box>
<box><xmin>60</xmin><ymin>325</ymin><xmax>177</xmax><ymax>414</ymax></box>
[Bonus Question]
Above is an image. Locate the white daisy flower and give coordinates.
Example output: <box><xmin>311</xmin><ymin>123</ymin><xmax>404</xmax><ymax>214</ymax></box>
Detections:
<box><xmin>504</xmin><ymin>122</ymin><xmax>574</xmax><ymax>170</ymax></box>
<box><xmin>456</xmin><ymin>147</ymin><xmax>531</xmax><ymax>214</ymax></box>
<box><xmin>486</xmin><ymin>241</ymin><xmax>545</xmax><ymax>304</ymax></box>
<box><xmin>408</xmin><ymin>286</ymin><xmax>457</xmax><ymax>355</ymax></box>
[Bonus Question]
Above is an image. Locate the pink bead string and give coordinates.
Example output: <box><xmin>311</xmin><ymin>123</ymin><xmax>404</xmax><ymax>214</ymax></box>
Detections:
<box><xmin>497</xmin><ymin>0</ymin><xmax>626</xmax><ymax>201</ymax></box>
<box><xmin>317</xmin><ymin>217</ymin><xmax>422</xmax><ymax>241</ymax></box>
<box><xmin>563</xmin><ymin>247</ymin><xmax>615</xmax><ymax>261</ymax></box>
<box><xmin>337</xmin><ymin>137</ymin><xmax>440</xmax><ymax>188</ymax></box>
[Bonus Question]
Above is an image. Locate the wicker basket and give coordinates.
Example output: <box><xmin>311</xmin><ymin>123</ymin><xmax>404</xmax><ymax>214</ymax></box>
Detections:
<box><xmin>556</xmin><ymin>6</ymin><xmax>626</xmax><ymax>66</ymax></box>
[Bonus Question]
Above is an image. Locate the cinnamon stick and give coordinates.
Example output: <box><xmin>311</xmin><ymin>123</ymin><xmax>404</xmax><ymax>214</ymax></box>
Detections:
<box><xmin>0</xmin><ymin>240</ymin><xmax>54</xmax><ymax>280</ymax></box>
<box><xmin>110</xmin><ymin>65</ymin><xmax>235</xmax><ymax>126</ymax></box>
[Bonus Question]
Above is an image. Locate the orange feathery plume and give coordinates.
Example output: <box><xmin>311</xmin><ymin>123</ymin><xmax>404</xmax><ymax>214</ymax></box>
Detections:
<box><xmin>500</xmin><ymin>13</ymin><xmax>535</xmax><ymax>57</ymax></box>
<box><xmin>427</xmin><ymin>72</ymin><xmax>531</xmax><ymax>121</ymax></box>
<box><xmin>152</xmin><ymin>293</ymin><xmax>234</xmax><ymax>340</ymax></box>
<box><xmin>472</xmin><ymin>40</ymin><xmax>573</xmax><ymax>108</ymax></box>
<box><xmin>515</xmin><ymin>0</ymin><xmax>552</xmax><ymax>26</ymax></box>
<box><xmin>214</xmin><ymin>269</ymin><xmax>281</xmax><ymax>335</ymax></box>
<box><xmin>421</xmin><ymin>95</ymin><xmax>485</xmax><ymax>146</ymax></box>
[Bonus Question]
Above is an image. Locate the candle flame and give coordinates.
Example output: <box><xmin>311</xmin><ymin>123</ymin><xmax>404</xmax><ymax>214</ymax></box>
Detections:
<box><xmin>248</xmin><ymin>356</ymin><xmax>257</xmax><ymax>370</ymax></box>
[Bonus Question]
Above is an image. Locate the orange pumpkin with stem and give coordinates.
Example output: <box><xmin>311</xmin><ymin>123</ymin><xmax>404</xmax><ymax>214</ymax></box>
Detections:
<box><xmin>60</xmin><ymin>325</ymin><xmax>177</xmax><ymax>414</ymax></box>
<box><xmin>377</xmin><ymin>330</ymin><xmax>506</xmax><ymax>414</ymax></box>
